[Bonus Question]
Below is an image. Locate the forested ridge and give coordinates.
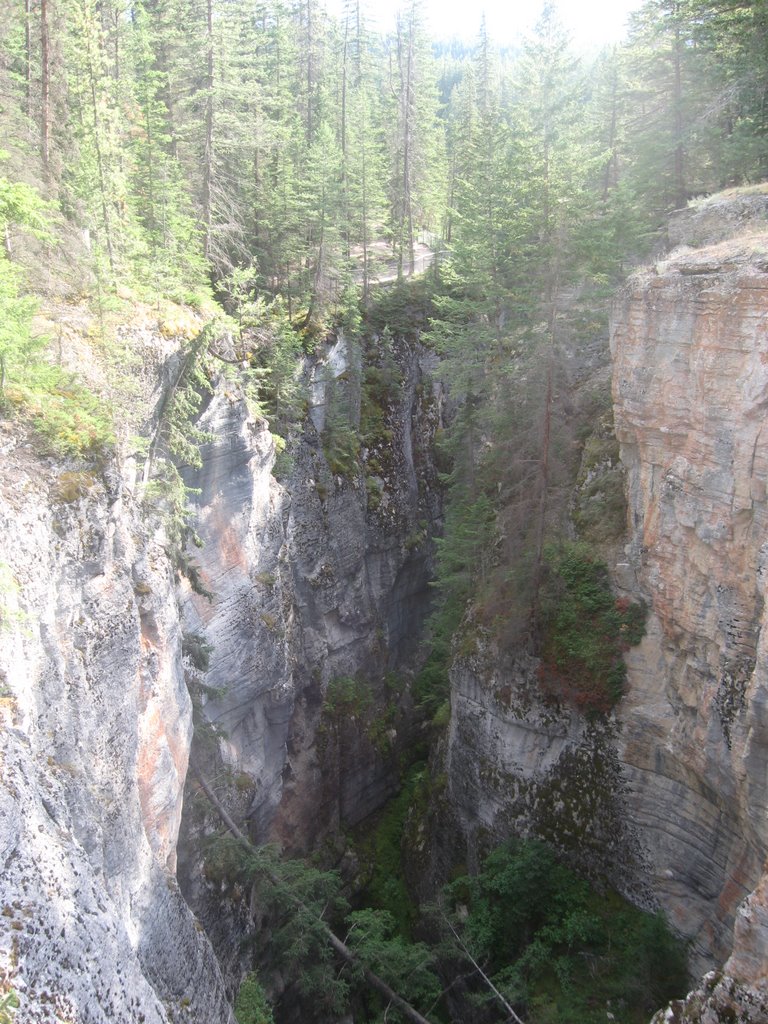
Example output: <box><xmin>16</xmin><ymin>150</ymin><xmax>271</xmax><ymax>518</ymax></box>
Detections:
<box><xmin>2</xmin><ymin>0</ymin><xmax>767</xmax><ymax>609</ymax></box>
<box><xmin>2</xmin><ymin>0</ymin><xmax>768</xmax><ymax>1022</ymax></box>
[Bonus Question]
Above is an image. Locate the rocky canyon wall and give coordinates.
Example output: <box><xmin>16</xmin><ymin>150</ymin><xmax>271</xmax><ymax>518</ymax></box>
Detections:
<box><xmin>439</xmin><ymin>194</ymin><xmax>768</xmax><ymax>1014</ymax></box>
<box><xmin>0</xmin><ymin>406</ymin><xmax>234</xmax><ymax>1021</ymax></box>
<box><xmin>176</xmin><ymin>331</ymin><xmax>442</xmax><ymax>983</ymax></box>
<box><xmin>613</xmin><ymin>197</ymin><xmax>768</xmax><ymax>1015</ymax></box>
<box><xmin>0</xmin><ymin>313</ymin><xmax>442</xmax><ymax>1020</ymax></box>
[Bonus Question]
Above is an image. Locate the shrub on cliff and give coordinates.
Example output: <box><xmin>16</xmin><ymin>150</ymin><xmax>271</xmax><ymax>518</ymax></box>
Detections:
<box><xmin>235</xmin><ymin>974</ymin><xmax>274</xmax><ymax>1024</ymax></box>
<box><xmin>538</xmin><ymin>542</ymin><xmax>646</xmax><ymax>712</ymax></box>
<box><xmin>445</xmin><ymin>839</ymin><xmax>688</xmax><ymax>1024</ymax></box>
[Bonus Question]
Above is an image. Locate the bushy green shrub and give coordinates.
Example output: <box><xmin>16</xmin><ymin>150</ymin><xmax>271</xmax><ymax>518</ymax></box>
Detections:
<box><xmin>539</xmin><ymin>542</ymin><xmax>646</xmax><ymax>712</ymax></box>
<box><xmin>446</xmin><ymin>839</ymin><xmax>688</xmax><ymax>1024</ymax></box>
<box><xmin>323</xmin><ymin>675</ymin><xmax>372</xmax><ymax>718</ymax></box>
<box><xmin>235</xmin><ymin>974</ymin><xmax>274</xmax><ymax>1024</ymax></box>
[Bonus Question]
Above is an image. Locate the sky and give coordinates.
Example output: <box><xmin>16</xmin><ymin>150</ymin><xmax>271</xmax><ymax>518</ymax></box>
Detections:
<box><xmin>323</xmin><ymin>0</ymin><xmax>645</xmax><ymax>51</ymax></box>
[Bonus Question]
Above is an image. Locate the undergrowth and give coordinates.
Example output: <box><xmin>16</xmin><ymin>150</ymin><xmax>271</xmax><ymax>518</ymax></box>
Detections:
<box><xmin>538</xmin><ymin>542</ymin><xmax>647</xmax><ymax>712</ymax></box>
<box><xmin>446</xmin><ymin>838</ymin><xmax>689</xmax><ymax>1024</ymax></box>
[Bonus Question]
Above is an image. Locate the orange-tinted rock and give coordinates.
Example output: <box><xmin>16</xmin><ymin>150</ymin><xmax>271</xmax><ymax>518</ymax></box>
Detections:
<box><xmin>612</xmin><ymin>228</ymin><xmax>768</xmax><ymax>989</ymax></box>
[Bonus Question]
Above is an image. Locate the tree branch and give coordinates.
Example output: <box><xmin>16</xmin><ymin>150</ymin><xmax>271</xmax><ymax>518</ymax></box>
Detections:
<box><xmin>190</xmin><ymin>764</ymin><xmax>438</xmax><ymax>1024</ymax></box>
<box><xmin>438</xmin><ymin>906</ymin><xmax>526</xmax><ymax>1024</ymax></box>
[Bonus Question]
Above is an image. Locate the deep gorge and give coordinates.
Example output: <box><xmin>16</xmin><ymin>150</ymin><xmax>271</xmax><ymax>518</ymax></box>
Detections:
<box><xmin>4</xmin><ymin>0</ymin><xmax>768</xmax><ymax>1021</ymax></box>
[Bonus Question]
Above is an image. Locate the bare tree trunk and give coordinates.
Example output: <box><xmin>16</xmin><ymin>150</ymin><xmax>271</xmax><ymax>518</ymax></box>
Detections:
<box><xmin>191</xmin><ymin>766</ymin><xmax>438</xmax><ymax>1024</ymax></box>
<box><xmin>530</xmin><ymin>270</ymin><xmax>559</xmax><ymax>639</ymax></box>
<box><xmin>305</xmin><ymin>0</ymin><xmax>315</xmax><ymax>140</ymax></box>
<box><xmin>602</xmin><ymin>60</ymin><xmax>618</xmax><ymax>203</ymax></box>
<box><xmin>202</xmin><ymin>0</ymin><xmax>214</xmax><ymax>260</ymax></box>
<box><xmin>672</xmin><ymin>1</ymin><xmax>685</xmax><ymax>205</ymax></box>
<box><xmin>24</xmin><ymin>0</ymin><xmax>32</xmax><ymax>118</ymax></box>
<box><xmin>530</xmin><ymin>340</ymin><xmax>553</xmax><ymax>637</ymax></box>
<box><xmin>402</xmin><ymin>6</ymin><xmax>415</xmax><ymax>278</ymax></box>
<box><xmin>361</xmin><ymin>112</ymin><xmax>369</xmax><ymax>300</ymax></box>
<box><xmin>40</xmin><ymin>0</ymin><xmax>50</xmax><ymax>168</ymax></box>
<box><xmin>82</xmin><ymin>16</ymin><xmax>115</xmax><ymax>274</ymax></box>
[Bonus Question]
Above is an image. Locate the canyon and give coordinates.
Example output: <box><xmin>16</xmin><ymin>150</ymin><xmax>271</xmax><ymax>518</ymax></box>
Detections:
<box><xmin>2</xmin><ymin>194</ymin><xmax>768</xmax><ymax>1023</ymax></box>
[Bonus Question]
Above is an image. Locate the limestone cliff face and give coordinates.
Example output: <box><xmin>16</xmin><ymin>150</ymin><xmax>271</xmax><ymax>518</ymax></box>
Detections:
<box><xmin>612</xmin><ymin>209</ymin><xmax>768</xmax><ymax>1004</ymax></box>
<box><xmin>438</xmin><ymin>198</ymin><xmax>768</xmax><ymax>1014</ymax></box>
<box><xmin>0</xmin><ymin>307</ymin><xmax>441</xmax><ymax>1018</ymax></box>
<box><xmin>177</xmin><ymin>333</ymin><xmax>441</xmax><ymax>981</ymax></box>
<box><xmin>0</xmin><ymin>431</ymin><xmax>233</xmax><ymax>1023</ymax></box>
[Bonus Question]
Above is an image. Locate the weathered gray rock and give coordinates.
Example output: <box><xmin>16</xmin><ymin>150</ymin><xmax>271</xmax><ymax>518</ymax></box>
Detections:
<box><xmin>176</xmin><ymin>336</ymin><xmax>442</xmax><ymax>987</ymax></box>
<box><xmin>611</xmin><ymin>238</ymin><xmax>768</xmax><ymax>976</ymax></box>
<box><xmin>668</xmin><ymin>188</ymin><xmax>768</xmax><ymax>249</ymax></box>
<box><xmin>438</xmin><ymin>634</ymin><xmax>651</xmax><ymax>906</ymax></box>
<box><xmin>650</xmin><ymin>971</ymin><xmax>768</xmax><ymax>1024</ymax></box>
<box><xmin>0</xmin><ymin>427</ymin><xmax>233</xmax><ymax>1024</ymax></box>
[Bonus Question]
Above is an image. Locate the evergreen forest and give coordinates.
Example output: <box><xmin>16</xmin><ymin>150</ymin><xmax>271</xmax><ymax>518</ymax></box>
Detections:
<box><xmin>2</xmin><ymin>0</ymin><xmax>768</xmax><ymax>1021</ymax></box>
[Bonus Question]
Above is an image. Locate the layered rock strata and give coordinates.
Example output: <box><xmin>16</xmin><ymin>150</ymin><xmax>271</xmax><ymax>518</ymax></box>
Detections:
<box><xmin>0</xmin><ymin>431</ymin><xmax>233</xmax><ymax>1024</ymax></box>
<box><xmin>612</xmin><ymin>221</ymin><xmax>768</xmax><ymax>998</ymax></box>
<box><xmin>439</xmin><ymin>201</ymin><xmax>768</xmax><ymax>1010</ymax></box>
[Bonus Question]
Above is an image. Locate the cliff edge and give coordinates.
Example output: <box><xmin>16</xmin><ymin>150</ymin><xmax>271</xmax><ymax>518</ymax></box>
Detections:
<box><xmin>612</xmin><ymin>190</ymin><xmax>768</xmax><ymax>1018</ymax></box>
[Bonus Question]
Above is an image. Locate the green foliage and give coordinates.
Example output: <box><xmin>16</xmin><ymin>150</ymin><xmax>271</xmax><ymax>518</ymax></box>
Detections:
<box><xmin>10</xmin><ymin>366</ymin><xmax>115</xmax><ymax>457</ymax></box>
<box><xmin>182</xmin><ymin>631</ymin><xmax>213</xmax><ymax>673</ymax></box>
<box><xmin>226</xmin><ymin>286</ymin><xmax>306</xmax><ymax>436</ymax></box>
<box><xmin>322</xmin><ymin>374</ymin><xmax>361</xmax><ymax>478</ymax></box>
<box><xmin>0</xmin><ymin>168</ymin><xmax>114</xmax><ymax>456</ymax></box>
<box><xmin>364</xmin><ymin>279</ymin><xmax>437</xmax><ymax>338</ymax></box>
<box><xmin>573</xmin><ymin>467</ymin><xmax>627</xmax><ymax>544</ymax></box>
<box><xmin>0</xmin><ymin>989</ymin><xmax>19</xmax><ymax>1024</ymax></box>
<box><xmin>445</xmin><ymin>839</ymin><xmax>688</xmax><ymax>1024</ymax></box>
<box><xmin>323</xmin><ymin>418</ymin><xmax>361</xmax><ymax>477</ymax></box>
<box><xmin>360</xmin><ymin>330</ymin><xmax>402</xmax><ymax>447</ymax></box>
<box><xmin>428</xmin><ymin>491</ymin><xmax>496</xmax><ymax>650</ymax></box>
<box><xmin>346</xmin><ymin>908</ymin><xmax>441</xmax><ymax>1021</ymax></box>
<box><xmin>539</xmin><ymin>543</ymin><xmax>647</xmax><ymax>712</ymax></box>
<box><xmin>323</xmin><ymin>675</ymin><xmax>372</xmax><ymax>719</ymax></box>
<box><xmin>207</xmin><ymin>836</ymin><xmax>352</xmax><ymax>1017</ymax></box>
<box><xmin>141</xmin><ymin>322</ymin><xmax>224</xmax><ymax>593</ymax></box>
<box><xmin>353</xmin><ymin>766</ymin><xmax>427</xmax><ymax>938</ymax></box>
<box><xmin>412</xmin><ymin>649</ymin><xmax>450</xmax><ymax>724</ymax></box>
<box><xmin>235</xmin><ymin>973</ymin><xmax>274</xmax><ymax>1024</ymax></box>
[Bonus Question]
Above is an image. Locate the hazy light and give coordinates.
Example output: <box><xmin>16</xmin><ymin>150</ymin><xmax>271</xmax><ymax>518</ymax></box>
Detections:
<box><xmin>322</xmin><ymin>0</ymin><xmax>644</xmax><ymax>50</ymax></box>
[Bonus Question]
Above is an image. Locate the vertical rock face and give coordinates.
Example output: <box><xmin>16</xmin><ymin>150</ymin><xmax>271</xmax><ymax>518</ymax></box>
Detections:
<box><xmin>0</xmin><ymin>434</ymin><xmax>233</xmax><ymax>1023</ymax></box>
<box><xmin>611</xmin><ymin>226</ymin><xmax>768</xmax><ymax>989</ymax></box>
<box><xmin>177</xmin><ymin>335</ymin><xmax>441</xmax><ymax>980</ymax></box>
<box><xmin>438</xmin><ymin>201</ymin><xmax>768</xmax><ymax>1017</ymax></box>
<box><xmin>0</xmin><ymin>315</ymin><xmax>441</xmax><ymax>1018</ymax></box>
<box><xmin>437</xmin><ymin>620</ymin><xmax>650</xmax><ymax>909</ymax></box>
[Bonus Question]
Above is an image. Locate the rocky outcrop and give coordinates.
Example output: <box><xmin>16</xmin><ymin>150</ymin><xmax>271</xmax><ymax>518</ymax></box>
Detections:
<box><xmin>0</xmin><ymin>304</ymin><xmax>443</xmax><ymax>1019</ymax></box>
<box><xmin>667</xmin><ymin>187</ymin><xmax>768</xmax><ymax>249</ymax></box>
<box><xmin>441</xmin><ymin>639</ymin><xmax>649</xmax><ymax>897</ymax></box>
<box><xmin>176</xmin><ymin>333</ymin><xmax>442</xmax><ymax>984</ymax></box>
<box><xmin>0</xmin><ymin>427</ymin><xmax>233</xmax><ymax>1024</ymax></box>
<box><xmin>611</xmin><ymin>216</ymin><xmax>768</xmax><ymax>1000</ymax></box>
<box><xmin>438</xmin><ymin>196</ymin><xmax>768</xmax><ymax>1017</ymax></box>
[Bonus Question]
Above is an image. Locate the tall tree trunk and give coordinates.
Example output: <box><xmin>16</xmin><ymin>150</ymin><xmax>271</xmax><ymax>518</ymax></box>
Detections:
<box><xmin>202</xmin><ymin>0</ymin><xmax>214</xmax><ymax>261</ymax></box>
<box><xmin>403</xmin><ymin>8</ymin><xmax>415</xmax><ymax>278</ymax></box>
<box><xmin>24</xmin><ymin>0</ymin><xmax>32</xmax><ymax>118</ymax></box>
<box><xmin>530</xmin><ymin>268</ymin><xmax>559</xmax><ymax>639</ymax></box>
<box><xmin>40</xmin><ymin>0</ymin><xmax>50</xmax><ymax>168</ymax></box>
<box><xmin>602</xmin><ymin>61</ymin><xmax>619</xmax><ymax>202</ymax></box>
<box><xmin>81</xmin><ymin>10</ymin><xmax>115</xmax><ymax>274</ymax></box>
<box><xmin>361</xmin><ymin>109</ymin><xmax>369</xmax><ymax>300</ymax></box>
<box><xmin>672</xmin><ymin>1</ymin><xmax>685</xmax><ymax>205</ymax></box>
<box><xmin>305</xmin><ymin>0</ymin><xmax>314</xmax><ymax>141</ymax></box>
